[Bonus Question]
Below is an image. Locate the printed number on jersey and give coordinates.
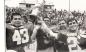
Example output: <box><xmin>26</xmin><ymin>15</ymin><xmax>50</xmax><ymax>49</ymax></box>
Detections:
<box><xmin>12</xmin><ymin>29</ymin><xmax>29</xmax><ymax>45</ymax></box>
<box><xmin>67</xmin><ymin>37</ymin><xmax>81</xmax><ymax>52</ymax></box>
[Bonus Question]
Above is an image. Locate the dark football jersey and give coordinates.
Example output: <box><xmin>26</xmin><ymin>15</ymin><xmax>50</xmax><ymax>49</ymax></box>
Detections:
<box><xmin>55</xmin><ymin>33</ymin><xmax>69</xmax><ymax>52</ymax></box>
<box><xmin>36</xmin><ymin>28</ymin><xmax>54</xmax><ymax>50</ymax></box>
<box><xmin>6</xmin><ymin>25</ymin><xmax>33</xmax><ymax>50</ymax></box>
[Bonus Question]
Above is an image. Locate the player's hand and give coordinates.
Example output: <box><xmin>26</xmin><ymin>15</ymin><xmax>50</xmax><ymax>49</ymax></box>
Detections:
<box><xmin>6</xmin><ymin>23</ymin><xmax>16</xmax><ymax>30</ymax></box>
<box><xmin>44</xmin><ymin>39</ymin><xmax>50</xmax><ymax>44</ymax></box>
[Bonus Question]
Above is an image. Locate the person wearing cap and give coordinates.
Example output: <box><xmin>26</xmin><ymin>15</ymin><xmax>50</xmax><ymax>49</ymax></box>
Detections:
<box><xmin>30</xmin><ymin>1</ymin><xmax>59</xmax><ymax>52</ymax></box>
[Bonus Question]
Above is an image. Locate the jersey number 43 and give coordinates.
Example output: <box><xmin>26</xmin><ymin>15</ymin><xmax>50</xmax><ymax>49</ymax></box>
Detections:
<box><xmin>12</xmin><ymin>29</ymin><xmax>29</xmax><ymax>45</ymax></box>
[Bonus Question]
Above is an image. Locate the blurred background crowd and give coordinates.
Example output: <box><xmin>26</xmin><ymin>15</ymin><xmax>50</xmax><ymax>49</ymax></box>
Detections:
<box><xmin>5</xmin><ymin>5</ymin><xmax>86</xmax><ymax>29</ymax></box>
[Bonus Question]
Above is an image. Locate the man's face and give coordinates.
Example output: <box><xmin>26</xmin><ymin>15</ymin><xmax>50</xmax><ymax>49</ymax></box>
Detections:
<box><xmin>68</xmin><ymin>20</ymin><xmax>78</xmax><ymax>31</ymax></box>
<box><xmin>44</xmin><ymin>18</ymin><xmax>49</xmax><ymax>23</ymax></box>
<box><xmin>44</xmin><ymin>20</ymin><xmax>49</xmax><ymax>23</ymax></box>
<box><xmin>11</xmin><ymin>15</ymin><xmax>24</xmax><ymax>27</ymax></box>
<box><xmin>44</xmin><ymin>18</ymin><xmax>50</xmax><ymax>26</ymax></box>
<box><xmin>59</xmin><ymin>20</ymin><xmax>67</xmax><ymax>30</ymax></box>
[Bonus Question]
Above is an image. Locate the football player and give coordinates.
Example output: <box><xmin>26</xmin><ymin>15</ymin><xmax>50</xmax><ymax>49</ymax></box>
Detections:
<box><xmin>55</xmin><ymin>19</ymin><xmax>69</xmax><ymax>52</ymax></box>
<box><xmin>67</xmin><ymin>18</ymin><xmax>81</xmax><ymax>52</ymax></box>
<box><xmin>28</xmin><ymin>0</ymin><xmax>58</xmax><ymax>52</ymax></box>
<box><xmin>31</xmin><ymin>20</ymin><xmax>58</xmax><ymax>52</ymax></box>
<box><xmin>6</xmin><ymin>13</ymin><xmax>34</xmax><ymax>52</ymax></box>
<box><xmin>30</xmin><ymin>11</ymin><xmax>58</xmax><ymax>52</ymax></box>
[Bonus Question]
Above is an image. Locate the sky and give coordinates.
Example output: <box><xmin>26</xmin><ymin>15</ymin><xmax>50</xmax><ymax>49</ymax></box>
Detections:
<box><xmin>5</xmin><ymin>0</ymin><xmax>86</xmax><ymax>11</ymax></box>
<box><xmin>70</xmin><ymin>0</ymin><xmax>86</xmax><ymax>11</ymax></box>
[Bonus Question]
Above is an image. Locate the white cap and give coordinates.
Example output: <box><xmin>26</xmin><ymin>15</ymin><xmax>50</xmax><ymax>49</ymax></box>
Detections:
<box><xmin>31</xmin><ymin>8</ymin><xmax>40</xmax><ymax>16</ymax></box>
<box><xmin>30</xmin><ymin>3</ymin><xmax>43</xmax><ymax>16</ymax></box>
<box><xmin>30</xmin><ymin>0</ymin><xmax>44</xmax><ymax>16</ymax></box>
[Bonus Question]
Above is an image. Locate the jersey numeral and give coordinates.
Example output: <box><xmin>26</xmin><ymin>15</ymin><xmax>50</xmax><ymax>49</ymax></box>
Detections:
<box><xmin>67</xmin><ymin>37</ymin><xmax>81</xmax><ymax>52</ymax></box>
<box><xmin>12</xmin><ymin>29</ymin><xmax>29</xmax><ymax>45</ymax></box>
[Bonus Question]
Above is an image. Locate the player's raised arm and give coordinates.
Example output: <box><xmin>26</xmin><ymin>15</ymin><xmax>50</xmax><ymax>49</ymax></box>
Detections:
<box><xmin>41</xmin><ymin>21</ymin><xmax>58</xmax><ymax>39</ymax></box>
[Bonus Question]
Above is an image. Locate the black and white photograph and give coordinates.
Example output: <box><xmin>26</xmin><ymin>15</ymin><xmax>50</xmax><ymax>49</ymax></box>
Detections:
<box><xmin>5</xmin><ymin>0</ymin><xmax>86</xmax><ymax>52</ymax></box>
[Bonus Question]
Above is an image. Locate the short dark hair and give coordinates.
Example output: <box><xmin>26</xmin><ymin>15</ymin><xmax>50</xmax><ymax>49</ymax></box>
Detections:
<box><xmin>67</xmin><ymin>18</ymin><xmax>78</xmax><ymax>25</ymax></box>
<box><xmin>11</xmin><ymin>13</ymin><xmax>21</xmax><ymax>21</ymax></box>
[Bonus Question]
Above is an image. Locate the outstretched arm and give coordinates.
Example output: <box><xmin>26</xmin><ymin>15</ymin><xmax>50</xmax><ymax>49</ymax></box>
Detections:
<box><xmin>41</xmin><ymin>21</ymin><xmax>58</xmax><ymax>39</ymax></box>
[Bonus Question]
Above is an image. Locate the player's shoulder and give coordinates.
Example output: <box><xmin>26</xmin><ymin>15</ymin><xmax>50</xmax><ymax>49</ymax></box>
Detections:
<box><xmin>6</xmin><ymin>23</ymin><xmax>15</xmax><ymax>30</ymax></box>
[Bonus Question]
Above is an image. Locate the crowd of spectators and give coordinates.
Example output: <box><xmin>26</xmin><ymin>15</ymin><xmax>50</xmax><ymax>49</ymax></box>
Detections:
<box><xmin>6</xmin><ymin>5</ymin><xmax>86</xmax><ymax>28</ymax></box>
